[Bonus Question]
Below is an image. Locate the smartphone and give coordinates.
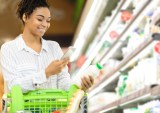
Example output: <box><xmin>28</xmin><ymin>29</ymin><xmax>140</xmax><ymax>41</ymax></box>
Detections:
<box><xmin>61</xmin><ymin>46</ymin><xmax>76</xmax><ymax>60</ymax></box>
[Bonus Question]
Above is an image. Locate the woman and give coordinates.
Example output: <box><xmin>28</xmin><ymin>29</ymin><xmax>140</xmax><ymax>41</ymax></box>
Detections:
<box><xmin>0</xmin><ymin>0</ymin><xmax>94</xmax><ymax>93</ymax></box>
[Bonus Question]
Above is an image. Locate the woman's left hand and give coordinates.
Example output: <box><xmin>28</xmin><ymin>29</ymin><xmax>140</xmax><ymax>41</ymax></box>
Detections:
<box><xmin>81</xmin><ymin>75</ymin><xmax>94</xmax><ymax>91</ymax></box>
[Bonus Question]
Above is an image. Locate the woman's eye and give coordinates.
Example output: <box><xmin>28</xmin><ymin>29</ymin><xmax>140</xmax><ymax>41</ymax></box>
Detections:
<box><xmin>47</xmin><ymin>20</ymin><xmax>50</xmax><ymax>23</ymax></box>
<box><xmin>38</xmin><ymin>19</ymin><xmax>43</xmax><ymax>21</ymax></box>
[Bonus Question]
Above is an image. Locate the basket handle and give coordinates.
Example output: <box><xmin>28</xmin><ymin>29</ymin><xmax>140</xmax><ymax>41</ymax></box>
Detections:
<box><xmin>26</xmin><ymin>89</ymin><xmax>67</xmax><ymax>96</ymax></box>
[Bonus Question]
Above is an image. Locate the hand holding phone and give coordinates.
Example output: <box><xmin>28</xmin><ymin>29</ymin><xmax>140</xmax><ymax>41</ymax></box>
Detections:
<box><xmin>61</xmin><ymin>46</ymin><xmax>76</xmax><ymax>60</ymax></box>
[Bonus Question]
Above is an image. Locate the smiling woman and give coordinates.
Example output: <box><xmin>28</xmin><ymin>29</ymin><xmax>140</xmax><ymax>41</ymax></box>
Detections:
<box><xmin>0</xmin><ymin>0</ymin><xmax>71</xmax><ymax>93</ymax></box>
<box><xmin>0</xmin><ymin>0</ymin><xmax>94</xmax><ymax>94</ymax></box>
<box><xmin>17</xmin><ymin>0</ymin><xmax>51</xmax><ymax>39</ymax></box>
<box><xmin>0</xmin><ymin>0</ymin><xmax>79</xmax><ymax>48</ymax></box>
<box><xmin>21</xmin><ymin>7</ymin><xmax>51</xmax><ymax>47</ymax></box>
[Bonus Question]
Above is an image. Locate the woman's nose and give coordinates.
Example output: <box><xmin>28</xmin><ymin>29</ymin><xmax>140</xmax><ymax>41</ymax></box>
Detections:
<box><xmin>42</xmin><ymin>20</ymin><xmax>48</xmax><ymax>27</ymax></box>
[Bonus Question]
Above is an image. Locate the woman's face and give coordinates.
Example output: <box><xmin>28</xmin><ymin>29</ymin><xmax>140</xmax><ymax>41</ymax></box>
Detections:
<box><xmin>24</xmin><ymin>7</ymin><xmax>51</xmax><ymax>37</ymax></box>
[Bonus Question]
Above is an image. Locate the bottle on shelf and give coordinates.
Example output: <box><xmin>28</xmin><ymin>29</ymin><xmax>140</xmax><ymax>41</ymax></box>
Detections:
<box><xmin>72</xmin><ymin>63</ymin><xmax>103</xmax><ymax>89</ymax></box>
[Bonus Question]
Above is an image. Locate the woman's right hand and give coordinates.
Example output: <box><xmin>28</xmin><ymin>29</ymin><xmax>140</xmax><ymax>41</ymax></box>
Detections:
<box><xmin>45</xmin><ymin>58</ymin><xmax>69</xmax><ymax>77</ymax></box>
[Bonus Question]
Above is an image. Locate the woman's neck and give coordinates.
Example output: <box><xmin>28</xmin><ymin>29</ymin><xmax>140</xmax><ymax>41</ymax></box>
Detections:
<box><xmin>22</xmin><ymin>31</ymin><xmax>41</xmax><ymax>44</ymax></box>
<box><xmin>22</xmin><ymin>30</ymin><xmax>42</xmax><ymax>53</ymax></box>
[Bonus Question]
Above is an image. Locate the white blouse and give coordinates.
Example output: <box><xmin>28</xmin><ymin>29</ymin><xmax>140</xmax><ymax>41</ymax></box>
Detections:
<box><xmin>0</xmin><ymin>34</ymin><xmax>71</xmax><ymax>93</ymax></box>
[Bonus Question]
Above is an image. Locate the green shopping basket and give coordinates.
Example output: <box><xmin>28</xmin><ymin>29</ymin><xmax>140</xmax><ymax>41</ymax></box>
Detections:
<box><xmin>6</xmin><ymin>85</ymin><xmax>80</xmax><ymax>113</ymax></box>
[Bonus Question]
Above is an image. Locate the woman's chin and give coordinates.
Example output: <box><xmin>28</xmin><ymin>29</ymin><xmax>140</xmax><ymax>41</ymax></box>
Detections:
<box><xmin>36</xmin><ymin>32</ymin><xmax>45</xmax><ymax>37</ymax></box>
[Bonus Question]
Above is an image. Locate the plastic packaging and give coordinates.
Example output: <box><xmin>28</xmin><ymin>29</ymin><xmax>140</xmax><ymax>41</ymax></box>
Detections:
<box><xmin>61</xmin><ymin>46</ymin><xmax>76</xmax><ymax>60</ymax></box>
<box><xmin>74</xmin><ymin>63</ymin><xmax>103</xmax><ymax>89</ymax></box>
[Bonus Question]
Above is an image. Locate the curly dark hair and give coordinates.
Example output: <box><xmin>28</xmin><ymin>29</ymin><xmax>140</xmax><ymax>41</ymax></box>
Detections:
<box><xmin>16</xmin><ymin>0</ymin><xmax>50</xmax><ymax>24</ymax></box>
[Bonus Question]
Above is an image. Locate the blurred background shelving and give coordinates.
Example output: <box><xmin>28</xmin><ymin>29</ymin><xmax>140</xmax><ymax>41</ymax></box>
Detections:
<box><xmin>71</xmin><ymin>0</ymin><xmax>160</xmax><ymax>113</ymax></box>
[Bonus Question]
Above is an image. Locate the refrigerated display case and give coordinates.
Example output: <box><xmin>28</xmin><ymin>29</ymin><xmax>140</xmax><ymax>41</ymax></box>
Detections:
<box><xmin>71</xmin><ymin>0</ymin><xmax>160</xmax><ymax>112</ymax></box>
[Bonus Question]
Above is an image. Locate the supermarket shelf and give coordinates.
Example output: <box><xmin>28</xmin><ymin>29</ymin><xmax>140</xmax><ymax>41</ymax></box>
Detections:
<box><xmin>90</xmin><ymin>85</ymin><xmax>160</xmax><ymax>113</ymax></box>
<box><xmin>74</xmin><ymin>0</ymin><xmax>126</xmax><ymax>76</ymax></box>
<box><xmin>98</xmin><ymin>0</ymin><xmax>125</xmax><ymax>39</ymax></box>
<box><xmin>121</xmin><ymin>33</ymin><xmax>160</xmax><ymax>71</ymax></box>
<box><xmin>99</xmin><ymin>0</ymin><xmax>152</xmax><ymax>64</ymax></box>
<box><xmin>72</xmin><ymin>0</ymin><xmax>120</xmax><ymax>61</ymax></box>
<box><xmin>88</xmin><ymin>0</ymin><xmax>160</xmax><ymax>97</ymax></box>
<box><xmin>88</xmin><ymin>33</ymin><xmax>160</xmax><ymax>98</ymax></box>
<box><xmin>120</xmin><ymin>43</ymin><xmax>153</xmax><ymax>72</ymax></box>
<box><xmin>121</xmin><ymin>33</ymin><xmax>160</xmax><ymax>72</ymax></box>
<box><xmin>75</xmin><ymin>0</ymin><xmax>151</xmax><ymax>78</ymax></box>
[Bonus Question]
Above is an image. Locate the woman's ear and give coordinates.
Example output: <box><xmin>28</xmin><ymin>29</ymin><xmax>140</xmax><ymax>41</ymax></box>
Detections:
<box><xmin>22</xmin><ymin>14</ymin><xmax>27</xmax><ymax>23</ymax></box>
